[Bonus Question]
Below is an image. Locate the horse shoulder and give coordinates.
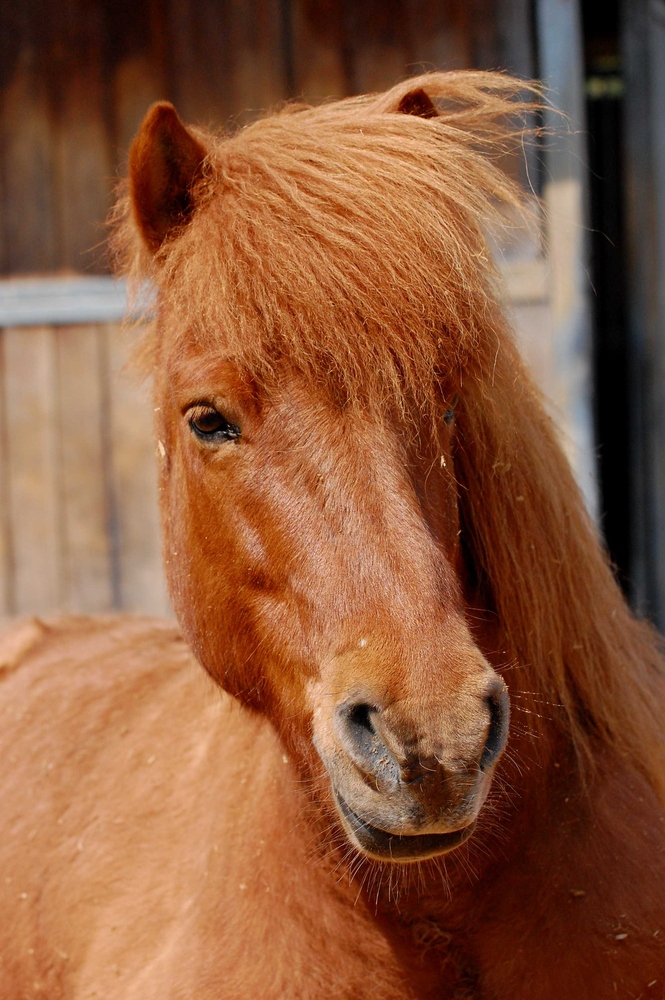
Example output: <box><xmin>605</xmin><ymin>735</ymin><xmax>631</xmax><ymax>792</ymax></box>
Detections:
<box><xmin>0</xmin><ymin>616</ymin><xmax>417</xmax><ymax>1000</ymax></box>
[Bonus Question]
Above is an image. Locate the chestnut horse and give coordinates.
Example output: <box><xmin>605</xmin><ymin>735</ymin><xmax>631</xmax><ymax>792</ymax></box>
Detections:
<box><xmin>1</xmin><ymin>72</ymin><xmax>664</xmax><ymax>999</ymax></box>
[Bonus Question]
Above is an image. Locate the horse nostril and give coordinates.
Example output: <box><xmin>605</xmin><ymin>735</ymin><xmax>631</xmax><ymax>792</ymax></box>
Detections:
<box><xmin>347</xmin><ymin>701</ymin><xmax>375</xmax><ymax>737</ymax></box>
<box><xmin>480</xmin><ymin>683</ymin><xmax>510</xmax><ymax>771</ymax></box>
<box><xmin>338</xmin><ymin>700</ymin><xmax>379</xmax><ymax>760</ymax></box>
<box><xmin>335</xmin><ymin>699</ymin><xmax>400</xmax><ymax>788</ymax></box>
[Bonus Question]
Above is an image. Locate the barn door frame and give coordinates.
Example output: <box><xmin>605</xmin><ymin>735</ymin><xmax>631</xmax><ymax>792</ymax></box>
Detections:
<box><xmin>535</xmin><ymin>0</ymin><xmax>598</xmax><ymax>517</ymax></box>
<box><xmin>622</xmin><ymin>0</ymin><xmax>665</xmax><ymax>628</ymax></box>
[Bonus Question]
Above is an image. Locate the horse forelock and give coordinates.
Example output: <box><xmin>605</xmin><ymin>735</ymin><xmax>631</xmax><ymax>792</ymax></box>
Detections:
<box><xmin>112</xmin><ymin>71</ymin><xmax>665</xmax><ymax>798</ymax></box>
<box><xmin>114</xmin><ymin>72</ymin><xmax>540</xmax><ymax>423</ymax></box>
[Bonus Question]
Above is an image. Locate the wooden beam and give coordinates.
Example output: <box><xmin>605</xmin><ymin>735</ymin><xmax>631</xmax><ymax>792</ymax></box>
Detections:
<box><xmin>622</xmin><ymin>0</ymin><xmax>665</xmax><ymax>626</ymax></box>
<box><xmin>535</xmin><ymin>0</ymin><xmax>597</xmax><ymax>517</ymax></box>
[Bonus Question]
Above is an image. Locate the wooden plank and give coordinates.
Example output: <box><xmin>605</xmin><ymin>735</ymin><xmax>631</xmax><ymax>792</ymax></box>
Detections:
<box><xmin>467</xmin><ymin>0</ymin><xmax>504</xmax><ymax>69</ymax></box>
<box><xmin>0</xmin><ymin>330</ymin><xmax>13</xmax><ymax>616</ymax></box>
<box><xmin>228</xmin><ymin>0</ymin><xmax>286</xmax><ymax>116</ymax></box>
<box><xmin>168</xmin><ymin>0</ymin><xmax>285</xmax><ymax>128</ymax></box>
<box><xmin>104</xmin><ymin>322</ymin><xmax>170</xmax><ymax>616</ymax></box>
<box><xmin>287</xmin><ymin>1</ymin><xmax>535</xmax><ymax>128</ymax></box>
<box><xmin>466</xmin><ymin>0</ymin><xmax>536</xmax><ymax>75</ymax></box>
<box><xmin>647</xmin><ymin>0</ymin><xmax>665</xmax><ymax>624</ymax></box>
<box><xmin>0</xmin><ymin>276</ymin><xmax>129</xmax><ymax>327</ymax></box>
<box><xmin>347</xmin><ymin>0</ymin><xmax>478</xmax><ymax>99</ymax></box>
<box><xmin>536</xmin><ymin>0</ymin><xmax>596</xmax><ymax>516</ymax></box>
<box><xmin>491</xmin><ymin>0</ymin><xmax>537</xmax><ymax>76</ymax></box>
<box><xmin>55</xmin><ymin>324</ymin><xmax>113</xmax><ymax>612</ymax></box>
<box><xmin>502</xmin><ymin>258</ymin><xmax>549</xmax><ymax>304</ymax></box>
<box><xmin>53</xmin><ymin>60</ymin><xmax>113</xmax><ymax>273</ymax></box>
<box><xmin>405</xmin><ymin>0</ymin><xmax>471</xmax><ymax>73</ymax></box>
<box><xmin>167</xmin><ymin>0</ymin><xmax>233</xmax><ymax>125</ymax></box>
<box><xmin>0</xmin><ymin>49</ymin><xmax>58</xmax><ymax>273</ymax></box>
<box><xmin>112</xmin><ymin>55</ymin><xmax>168</xmax><ymax>164</ymax></box>
<box><xmin>509</xmin><ymin>301</ymin><xmax>556</xmax><ymax>401</ymax></box>
<box><xmin>350</xmin><ymin>0</ymin><xmax>410</xmax><ymax>95</ymax></box>
<box><xmin>97</xmin><ymin>0</ymin><xmax>172</xmax><ymax>160</ymax></box>
<box><xmin>2</xmin><ymin>327</ymin><xmax>61</xmax><ymax>613</ymax></box>
<box><xmin>290</xmin><ymin>0</ymin><xmax>351</xmax><ymax>100</ymax></box>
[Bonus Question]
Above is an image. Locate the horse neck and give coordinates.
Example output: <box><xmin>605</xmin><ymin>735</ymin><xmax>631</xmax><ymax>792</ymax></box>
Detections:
<box><xmin>454</xmin><ymin>332</ymin><xmax>665</xmax><ymax>800</ymax></box>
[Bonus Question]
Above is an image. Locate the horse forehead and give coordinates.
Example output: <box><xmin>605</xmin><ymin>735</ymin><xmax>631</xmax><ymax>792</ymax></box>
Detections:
<box><xmin>163</xmin><ymin>343</ymin><xmax>245</xmax><ymax>393</ymax></box>
<box><xmin>161</xmin><ymin>344</ymin><xmax>352</xmax><ymax>430</ymax></box>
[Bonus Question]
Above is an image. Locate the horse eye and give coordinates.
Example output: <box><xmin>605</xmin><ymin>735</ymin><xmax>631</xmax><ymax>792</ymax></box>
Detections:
<box><xmin>188</xmin><ymin>405</ymin><xmax>241</xmax><ymax>443</ymax></box>
<box><xmin>443</xmin><ymin>394</ymin><xmax>459</xmax><ymax>426</ymax></box>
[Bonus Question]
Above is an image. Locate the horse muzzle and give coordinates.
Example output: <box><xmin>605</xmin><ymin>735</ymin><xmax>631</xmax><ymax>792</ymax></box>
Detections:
<box><xmin>334</xmin><ymin>788</ymin><xmax>478</xmax><ymax>861</ymax></box>
<box><xmin>313</xmin><ymin>677</ymin><xmax>509</xmax><ymax>863</ymax></box>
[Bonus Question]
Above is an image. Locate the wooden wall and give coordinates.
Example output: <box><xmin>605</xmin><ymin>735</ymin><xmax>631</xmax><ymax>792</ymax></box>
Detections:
<box><xmin>0</xmin><ymin>0</ymin><xmax>536</xmax><ymax>277</ymax></box>
<box><xmin>0</xmin><ymin>320</ymin><xmax>168</xmax><ymax>616</ymax></box>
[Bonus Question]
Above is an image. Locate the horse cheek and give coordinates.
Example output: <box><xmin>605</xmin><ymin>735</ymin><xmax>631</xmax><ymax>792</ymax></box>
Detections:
<box><xmin>162</xmin><ymin>452</ymin><xmax>264</xmax><ymax>701</ymax></box>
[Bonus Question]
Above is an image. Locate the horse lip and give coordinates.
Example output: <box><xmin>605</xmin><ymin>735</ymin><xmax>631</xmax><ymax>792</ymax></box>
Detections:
<box><xmin>333</xmin><ymin>789</ymin><xmax>476</xmax><ymax>862</ymax></box>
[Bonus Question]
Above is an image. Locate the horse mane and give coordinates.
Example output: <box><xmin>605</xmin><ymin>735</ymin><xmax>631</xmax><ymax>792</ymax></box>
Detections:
<box><xmin>112</xmin><ymin>71</ymin><xmax>665</xmax><ymax>794</ymax></box>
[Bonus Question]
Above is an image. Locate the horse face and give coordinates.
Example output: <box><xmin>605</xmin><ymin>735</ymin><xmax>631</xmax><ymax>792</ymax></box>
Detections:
<box><xmin>157</xmin><ymin>344</ymin><xmax>508</xmax><ymax>863</ymax></box>
<box><xmin>130</xmin><ymin>100</ymin><xmax>509</xmax><ymax>864</ymax></box>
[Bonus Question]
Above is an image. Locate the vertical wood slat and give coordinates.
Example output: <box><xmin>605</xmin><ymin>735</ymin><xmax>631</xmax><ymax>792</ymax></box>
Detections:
<box><xmin>168</xmin><ymin>0</ymin><xmax>286</xmax><ymax>129</ymax></box>
<box><xmin>55</xmin><ymin>60</ymin><xmax>113</xmax><ymax>273</ymax></box>
<box><xmin>111</xmin><ymin>54</ymin><xmax>169</xmax><ymax>163</ymax></box>
<box><xmin>350</xmin><ymin>0</ymin><xmax>411</xmax><ymax>95</ymax></box>
<box><xmin>56</xmin><ymin>324</ymin><xmax>114</xmax><ymax>612</ymax></box>
<box><xmin>290</xmin><ymin>0</ymin><xmax>352</xmax><ymax>100</ymax></box>
<box><xmin>2</xmin><ymin>326</ymin><xmax>61</xmax><ymax>613</ymax></box>
<box><xmin>405</xmin><ymin>0</ymin><xmax>472</xmax><ymax>72</ymax></box>
<box><xmin>0</xmin><ymin>331</ymin><xmax>12</xmax><ymax>616</ymax></box>
<box><xmin>289</xmin><ymin>0</ymin><xmax>523</xmax><ymax>108</ymax></box>
<box><xmin>535</xmin><ymin>0</ymin><xmax>597</xmax><ymax>517</ymax></box>
<box><xmin>622</xmin><ymin>0</ymin><xmax>665</xmax><ymax>625</ymax></box>
<box><xmin>0</xmin><ymin>320</ymin><xmax>171</xmax><ymax>617</ymax></box>
<box><xmin>0</xmin><ymin>56</ymin><xmax>58</xmax><ymax>273</ymax></box>
<box><xmin>227</xmin><ymin>0</ymin><xmax>286</xmax><ymax>116</ymax></box>
<box><xmin>105</xmin><ymin>322</ymin><xmax>170</xmax><ymax>616</ymax></box>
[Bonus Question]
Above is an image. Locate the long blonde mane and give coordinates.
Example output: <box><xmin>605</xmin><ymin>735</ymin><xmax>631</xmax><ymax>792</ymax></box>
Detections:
<box><xmin>113</xmin><ymin>71</ymin><xmax>665</xmax><ymax>793</ymax></box>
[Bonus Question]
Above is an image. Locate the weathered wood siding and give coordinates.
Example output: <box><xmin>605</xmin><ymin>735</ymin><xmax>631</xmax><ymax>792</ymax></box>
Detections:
<box><xmin>0</xmin><ymin>321</ymin><xmax>168</xmax><ymax>616</ymax></box>
<box><xmin>0</xmin><ymin>0</ymin><xmax>536</xmax><ymax>277</ymax></box>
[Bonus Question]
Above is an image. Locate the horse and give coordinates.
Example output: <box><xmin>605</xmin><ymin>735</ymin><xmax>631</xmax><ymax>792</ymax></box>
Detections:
<box><xmin>1</xmin><ymin>71</ymin><xmax>664</xmax><ymax>999</ymax></box>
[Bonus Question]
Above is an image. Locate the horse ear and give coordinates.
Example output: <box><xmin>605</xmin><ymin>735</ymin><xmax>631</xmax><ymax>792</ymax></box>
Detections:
<box><xmin>396</xmin><ymin>87</ymin><xmax>439</xmax><ymax>119</ymax></box>
<box><xmin>129</xmin><ymin>102</ymin><xmax>207</xmax><ymax>254</ymax></box>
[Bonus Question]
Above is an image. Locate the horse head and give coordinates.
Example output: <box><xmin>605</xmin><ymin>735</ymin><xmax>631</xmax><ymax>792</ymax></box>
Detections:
<box><xmin>123</xmin><ymin>80</ymin><xmax>532</xmax><ymax>864</ymax></box>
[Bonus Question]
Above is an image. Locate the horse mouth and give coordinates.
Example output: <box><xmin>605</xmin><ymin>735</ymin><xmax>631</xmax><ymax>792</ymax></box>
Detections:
<box><xmin>334</xmin><ymin>791</ymin><xmax>476</xmax><ymax>862</ymax></box>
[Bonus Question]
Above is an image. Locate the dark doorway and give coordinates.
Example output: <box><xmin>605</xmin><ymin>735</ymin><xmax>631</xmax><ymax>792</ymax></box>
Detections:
<box><xmin>582</xmin><ymin>0</ymin><xmax>632</xmax><ymax>594</ymax></box>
